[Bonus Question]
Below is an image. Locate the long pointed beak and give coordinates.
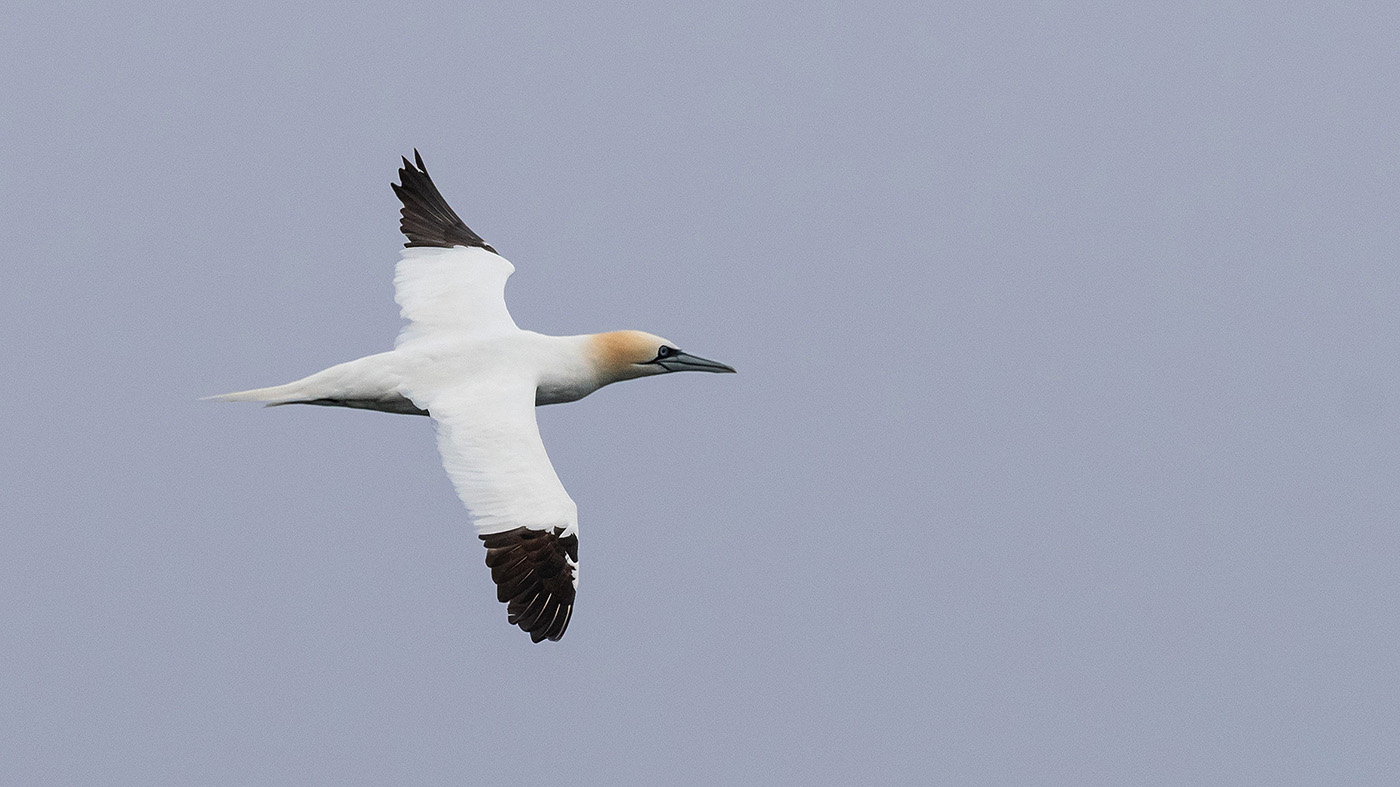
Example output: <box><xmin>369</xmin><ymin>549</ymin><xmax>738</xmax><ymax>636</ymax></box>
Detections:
<box><xmin>658</xmin><ymin>351</ymin><xmax>736</xmax><ymax>374</ymax></box>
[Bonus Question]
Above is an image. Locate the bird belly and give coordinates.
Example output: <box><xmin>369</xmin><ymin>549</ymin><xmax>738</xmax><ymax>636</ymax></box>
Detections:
<box><xmin>535</xmin><ymin>380</ymin><xmax>594</xmax><ymax>406</ymax></box>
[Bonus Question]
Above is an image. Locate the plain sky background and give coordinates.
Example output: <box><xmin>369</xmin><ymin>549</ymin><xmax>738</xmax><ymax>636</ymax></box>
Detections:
<box><xmin>3</xmin><ymin>2</ymin><xmax>1398</xmax><ymax>784</ymax></box>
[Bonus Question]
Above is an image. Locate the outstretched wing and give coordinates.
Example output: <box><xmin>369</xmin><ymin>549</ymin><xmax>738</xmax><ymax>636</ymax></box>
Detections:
<box><xmin>409</xmin><ymin>376</ymin><xmax>579</xmax><ymax>643</ymax></box>
<box><xmin>391</xmin><ymin>152</ymin><xmax>518</xmax><ymax>343</ymax></box>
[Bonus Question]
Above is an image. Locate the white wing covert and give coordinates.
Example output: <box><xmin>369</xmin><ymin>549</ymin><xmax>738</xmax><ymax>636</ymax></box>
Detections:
<box><xmin>394</xmin><ymin>246</ymin><xmax>518</xmax><ymax>345</ymax></box>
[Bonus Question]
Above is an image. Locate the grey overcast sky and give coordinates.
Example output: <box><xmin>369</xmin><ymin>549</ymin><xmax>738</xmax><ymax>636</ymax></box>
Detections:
<box><xmin>3</xmin><ymin>2</ymin><xmax>1398</xmax><ymax>784</ymax></box>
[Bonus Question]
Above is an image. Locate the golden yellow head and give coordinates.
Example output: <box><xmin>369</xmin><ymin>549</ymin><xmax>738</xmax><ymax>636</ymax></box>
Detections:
<box><xmin>589</xmin><ymin>330</ymin><xmax>736</xmax><ymax>385</ymax></box>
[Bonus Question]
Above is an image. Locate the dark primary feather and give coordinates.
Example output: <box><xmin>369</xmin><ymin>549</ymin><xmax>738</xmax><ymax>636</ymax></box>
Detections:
<box><xmin>392</xmin><ymin>150</ymin><xmax>497</xmax><ymax>252</ymax></box>
<box><xmin>480</xmin><ymin>526</ymin><xmax>578</xmax><ymax>642</ymax></box>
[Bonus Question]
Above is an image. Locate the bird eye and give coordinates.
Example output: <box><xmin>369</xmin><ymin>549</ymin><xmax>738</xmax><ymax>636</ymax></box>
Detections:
<box><xmin>657</xmin><ymin>346</ymin><xmax>674</xmax><ymax>358</ymax></box>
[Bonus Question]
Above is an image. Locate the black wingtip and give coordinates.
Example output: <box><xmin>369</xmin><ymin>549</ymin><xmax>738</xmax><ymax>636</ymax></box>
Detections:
<box><xmin>393</xmin><ymin>151</ymin><xmax>497</xmax><ymax>252</ymax></box>
<box><xmin>481</xmin><ymin>527</ymin><xmax>578</xmax><ymax>643</ymax></box>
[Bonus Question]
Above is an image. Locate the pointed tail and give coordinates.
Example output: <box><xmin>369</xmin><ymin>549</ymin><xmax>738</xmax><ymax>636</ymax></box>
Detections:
<box><xmin>201</xmin><ymin>380</ymin><xmax>315</xmax><ymax>406</ymax></box>
<box><xmin>203</xmin><ymin>351</ymin><xmax>413</xmax><ymax>412</ymax></box>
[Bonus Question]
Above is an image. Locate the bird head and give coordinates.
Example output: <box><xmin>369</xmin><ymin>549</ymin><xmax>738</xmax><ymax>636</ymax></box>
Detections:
<box><xmin>590</xmin><ymin>330</ymin><xmax>736</xmax><ymax>384</ymax></box>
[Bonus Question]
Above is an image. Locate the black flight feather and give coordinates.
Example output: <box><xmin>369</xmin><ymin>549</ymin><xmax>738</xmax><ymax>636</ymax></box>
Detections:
<box><xmin>480</xmin><ymin>526</ymin><xmax>578</xmax><ymax>643</ymax></box>
<box><xmin>391</xmin><ymin>150</ymin><xmax>497</xmax><ymax>253</ymax></box>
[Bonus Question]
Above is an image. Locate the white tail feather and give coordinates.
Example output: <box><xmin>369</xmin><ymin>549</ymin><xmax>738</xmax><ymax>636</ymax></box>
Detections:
<box><xmin>204</xmin><ymin>351</ymin><xmax>406</xmax><ymax>406</ymax></box>
<box><xmin>202</xmin><ymin>381</ymin><xmax>313</xmax><ymax>404</ymax></box>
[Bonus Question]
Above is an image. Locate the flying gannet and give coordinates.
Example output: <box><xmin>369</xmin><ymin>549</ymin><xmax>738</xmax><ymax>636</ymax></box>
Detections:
<box><xmin>211</xmin><ymin>151</ymin><xmax>734</xmax><ymax>642</ymax></box>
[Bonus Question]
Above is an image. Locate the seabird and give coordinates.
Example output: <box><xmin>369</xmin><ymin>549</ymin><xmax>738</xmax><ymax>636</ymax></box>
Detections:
<box><xmin>211</xmin><ymin>152</ymin><xmax>734</xmax><ymax>642</ymax></box>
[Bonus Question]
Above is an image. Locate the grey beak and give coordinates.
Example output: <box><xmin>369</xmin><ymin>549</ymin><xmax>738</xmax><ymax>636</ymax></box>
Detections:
<box><xmin>658</xmin><ymin>351</ymin><xmax>737</xmax><ymax>374</ymax></box>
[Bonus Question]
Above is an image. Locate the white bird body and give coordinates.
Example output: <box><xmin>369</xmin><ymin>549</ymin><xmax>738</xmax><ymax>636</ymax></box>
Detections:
<box><xmin>211</xmin><ymin>153</ymin><xmax>733</xmax><ymax>642</ymax></box>
<box><xmin>215</xmin><ymin>320</ymin><xmax>637</xmax><ymax>411</ymax></box>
